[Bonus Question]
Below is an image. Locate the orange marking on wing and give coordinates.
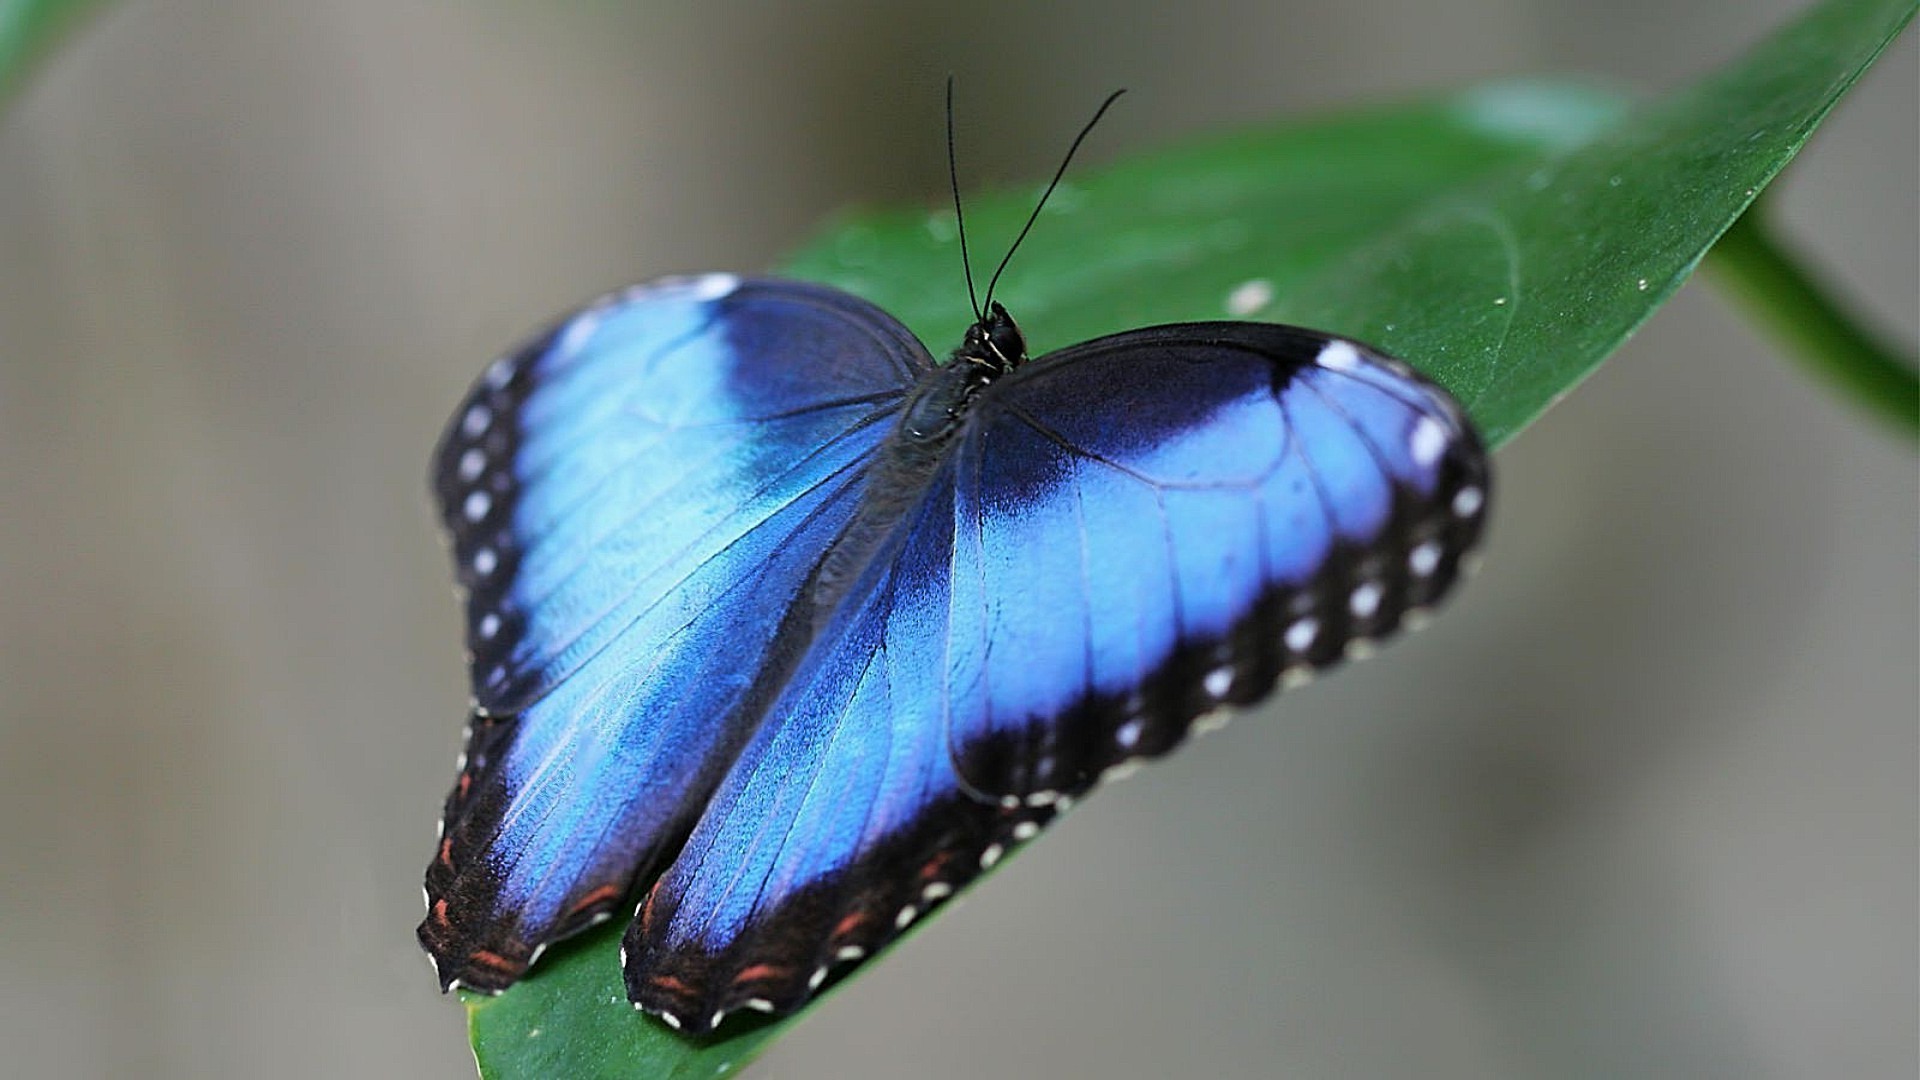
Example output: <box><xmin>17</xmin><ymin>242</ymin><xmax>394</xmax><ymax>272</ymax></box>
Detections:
<box><xmin>647</xmin><ymin>973</ymin><xmax>696</xmax><ymax>994</ymax></box>
<box><xmin>456</xmin><ymin>774</ymin><xmax>472</xmax><ymax>798</ymax></box>
<box><xmin>438</xmin><ymin>837</ymin><xmax>455</xmax><ymax>868</ymax></box>
<box><xmin>732</xmin><ymin>963</ymin><xmax>788</xmax><ymax>986</ymax></box>
<box><xmin>431</xmin><ymin>898</ymin><xmax>450</xmax><ymax>926</ymax></box>
<box><xmin>569</xmin><ymin>884</ymin><xmax>621</xmax><ymax>915</ymax></box>
<box><xmin>468</xmin><ymin>950</ymin><xmax>519</xmax><ymax>973</ymax></box>
<box><xmin>832</xmin><ymin>912</ymin><xmax>870</xmax><ymax>940</ymax></box>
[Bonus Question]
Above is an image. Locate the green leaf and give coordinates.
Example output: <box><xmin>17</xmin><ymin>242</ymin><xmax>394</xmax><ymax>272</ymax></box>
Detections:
<box><xmin>464</xmin><ymin>928</ymin><xmax>793</xmax><ymax>1080</ymax></box>
<box><xmin>469</xmin><ymin>0</ymin><xmax>1914</xmax><ymax>1075</ymax></box>
<box><xmin>786</xmin><ymin>77</ymin><xmax>1631</xmax><ymax>448</ymax></box>
<box><xmin>0</xmin><ymin>0</ymin><xmax>109</xmax><ymax>103</ymax></box>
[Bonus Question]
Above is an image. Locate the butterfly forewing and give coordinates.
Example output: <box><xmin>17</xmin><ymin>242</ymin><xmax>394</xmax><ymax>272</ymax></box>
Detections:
<box><xmin>420</xmin><ymin>277</ymin><xmax>924</xmax><ymax>993</ymax></box>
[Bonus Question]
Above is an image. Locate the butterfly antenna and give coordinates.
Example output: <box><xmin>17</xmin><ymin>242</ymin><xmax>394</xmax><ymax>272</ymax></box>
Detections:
<box><xmin>982</xmin><ymin>88</ymin><xmax>1126</xmax><ymax>312</ymax></box>
<box><xmin>947</xmin><ymin>75</ymin><xmax>983</xmax><ymax>323</ymax></box>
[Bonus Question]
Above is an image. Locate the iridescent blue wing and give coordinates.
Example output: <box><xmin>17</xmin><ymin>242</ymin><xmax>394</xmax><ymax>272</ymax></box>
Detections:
<box><xmin>419</xmin><ymin>275</ymin><xmax>926</xmax><ymax>993</ymax></box>
<box><xmin>622</xmin><ymin>323</ymin><xmax>1488</xmax><ymax>1032</ymax></box>
<box><xmin>942</xmin><ymin>323</ymin><xmax>1488</xmax><ymax>801</ymax></box>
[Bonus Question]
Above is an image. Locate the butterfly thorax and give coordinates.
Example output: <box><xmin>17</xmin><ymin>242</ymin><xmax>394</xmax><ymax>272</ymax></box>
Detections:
<box><xmin>808</xmin><ymin>304</ymin><xmax>1028</xmax><ymax>626</ymax></box>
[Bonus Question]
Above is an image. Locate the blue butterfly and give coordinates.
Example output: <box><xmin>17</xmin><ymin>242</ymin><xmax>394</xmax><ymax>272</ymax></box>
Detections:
<box><xmin>419</xmin><ymin>95</ymin><xmax>1489</xmax><ymax>1036</ymax></box>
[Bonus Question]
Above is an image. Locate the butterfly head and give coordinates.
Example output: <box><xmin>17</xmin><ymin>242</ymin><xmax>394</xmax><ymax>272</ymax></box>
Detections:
<box><xmin>958</xmin><ymin>301</ymin><xmax>1028</xmax><ymax>374</ymax></box>
<box><xmin>903</xmin><ymin>305</ymin><xmax>1025</xmax><ymax>442</ymax></box>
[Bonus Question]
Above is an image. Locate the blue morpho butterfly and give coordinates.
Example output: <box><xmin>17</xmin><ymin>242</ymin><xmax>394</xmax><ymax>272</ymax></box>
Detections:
<box><xmin>419</xmin><ymin>88</ymin><xmax>1489</xmax><ymax>1035</ymax></box>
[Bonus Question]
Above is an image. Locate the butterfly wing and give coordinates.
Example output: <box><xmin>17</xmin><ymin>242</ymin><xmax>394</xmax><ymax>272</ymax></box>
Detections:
<box><xmin>420</xmin><ymin>275</ymin><xmax>927</xmax><ymax>992</ymax></box>
<box><xmin>621</xmin><ymin>322</ymin><xmax>1488</xmax><ymax>1031</ymax></box>
<box><xmin>943</xmin><ymin>322</ymin><xmax>1488</xmax><ymax>801</ymax></box>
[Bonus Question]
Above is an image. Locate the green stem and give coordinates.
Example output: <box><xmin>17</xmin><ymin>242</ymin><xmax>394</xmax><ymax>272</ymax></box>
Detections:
<box><xmin>1706</xmin><ymin>203</ymin><xmax>1919</xmax><ymax>440</ymax></box>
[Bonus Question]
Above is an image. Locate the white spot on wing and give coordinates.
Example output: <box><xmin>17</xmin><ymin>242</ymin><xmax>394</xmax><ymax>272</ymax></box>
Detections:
<box><xmin>980</xmin><ymin>843</ymin><xmax>1004</xmax><ymax>869</ymax></box>
<box><xmin>558</xmin><ymin>311</ymin><xmax>603</xmax><ymax>357</ymax></box>
<box><xmin>1116</xmin><ymin>717</ymin><xmax>1144</xmax><ymax>749</ymax></box>
<box><xmin>473</xmin><ymin>547</ymin><xmax>498</xmax><ymax>576</ymax></box>
<box><xmin>1317</xmin><ymin>340</ymin><xmax>1361</xmax><ymax>371</ymax></box>
<box><xmin>478</xmin><ymin>613</ymin><xmax>501</xmax><ymax>639</ymax></box>
<box><xmin>1226</xmin><ymin>278</ymin><xmax>1273</xmax><ymax>317</ymax></box>
<box><xmin>1204</xmin><ymin>665</ymin><xmax>1234</xmax><ymax>697</ymax></box>
<box><xmin>1349</xmin><ymin>582</ymin><xmax>1383</xmax><ymax>619</ymax></box>
<box><xmin>463</xmin><ymin>491</ymin><xmax>492</xmax><ymax>523</ymax></box>
<box><xmin>457</xmin><ymin>448</ymin><xmax>486</xmax><ymax>482</ymax></box>
<box><xmin>1453</xmin><ymin>486</ymin><xmax>1484</xmax><ymax>518</ymax></box>
<box><xmin>1409</xmin><ymin>541</ymin><xmax>1442</xmax><ymax>577</ymax></box>
<box><xmin>690</xmin><ymin>272</ymin><xmax>741</xmax><ymax>302</ymax></box>
<box><xmin>462</xmin><ymin>404</ymin><xmax>492</xmax><ymax>438</ymax></box>
<box><xmin>1284</xmin><ymin>616</ymin><xmax>1320</xmax><ymax>653</ymax></box>
<box><xmin>1410</xmin><ymin>417</ymin><xmax>1447</xmax><ymax>467</ymax></box>
<box><xmin>1012</xmin><ymin>821</ymin><xmax>1041</xmax><ymax>841</ymax></box>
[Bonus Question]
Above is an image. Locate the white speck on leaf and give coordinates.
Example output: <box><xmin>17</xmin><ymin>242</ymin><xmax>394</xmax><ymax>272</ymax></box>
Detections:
<box><xmin>1226</xmin><ymin>279</ymin><xmax>1273</xmax><ymax>317</ymax></box>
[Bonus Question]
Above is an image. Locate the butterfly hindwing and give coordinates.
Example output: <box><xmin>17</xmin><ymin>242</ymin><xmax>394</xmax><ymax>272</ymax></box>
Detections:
<box><xmin>625</xmin><ymin>455</ymin><xmax>1063</xmax><ymax>1031</ymax></box>
<box><xmin>621</xmin><ymin>322</ymin><xmax>1487</xmax><ymax>1032</ymax></box>
<box><xmin>420</xmin><ymin>276</ymin><xmax>926</xmax><ymax>992</ymax></box>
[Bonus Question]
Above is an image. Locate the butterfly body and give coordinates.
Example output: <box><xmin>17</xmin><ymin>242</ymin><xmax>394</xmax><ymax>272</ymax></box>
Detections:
<box><xmin>420</xmin><ymin>273</ymin><xmax>1489</xmax><ymax>1033</ymax></box>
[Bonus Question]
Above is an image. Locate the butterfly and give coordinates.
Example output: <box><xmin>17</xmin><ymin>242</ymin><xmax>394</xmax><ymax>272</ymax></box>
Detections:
<box><xmin>418</xmin><ymin>90</ymin><xmax>1489</xmax><ymax>1036</ymax></box>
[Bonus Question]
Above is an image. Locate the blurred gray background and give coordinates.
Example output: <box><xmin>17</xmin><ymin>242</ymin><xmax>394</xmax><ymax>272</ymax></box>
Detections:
<box><xmin>0</xmin><ymin>2</ymin><xmax>1912</xmax><ymax>1078</ymax></box>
